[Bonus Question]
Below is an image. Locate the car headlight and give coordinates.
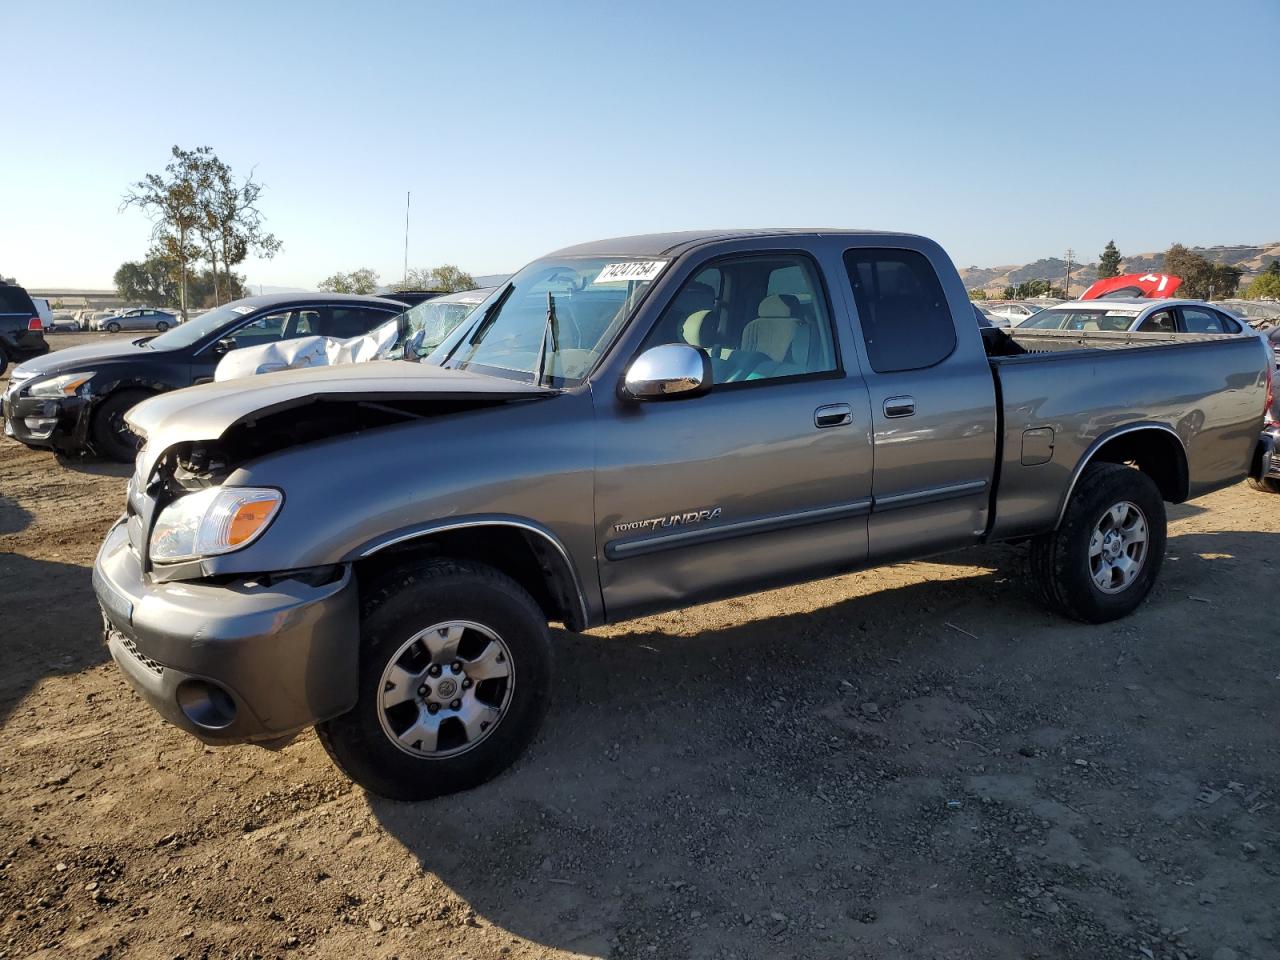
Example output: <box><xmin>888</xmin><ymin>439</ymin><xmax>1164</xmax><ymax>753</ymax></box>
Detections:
<box><xmin>150</xmin><ymin>487</ymin><xmax>283</xmax><ymax>563</ymax></box>
<box><xmin>28</xmin><ymin>371</ymin><xmax>95</xmax><ymax>398</ymax></box>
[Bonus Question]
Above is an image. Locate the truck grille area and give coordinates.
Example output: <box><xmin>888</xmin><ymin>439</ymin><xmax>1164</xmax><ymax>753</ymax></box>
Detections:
<box><xmin>115</xmin><ymin>630</ymin><xmax>164</xmax><ymax>677</ymax></box>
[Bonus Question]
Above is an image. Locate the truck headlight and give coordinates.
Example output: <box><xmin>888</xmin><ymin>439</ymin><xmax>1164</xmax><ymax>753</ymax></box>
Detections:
<box><xmin>150</xmin><ymin>487</ymin><xmax>283</xmax><ymax>563</ymax></box>
<box><xmin>29</xmin><ymin>371</ymin><xmax>95</xmax><ymax>398</ymax></box>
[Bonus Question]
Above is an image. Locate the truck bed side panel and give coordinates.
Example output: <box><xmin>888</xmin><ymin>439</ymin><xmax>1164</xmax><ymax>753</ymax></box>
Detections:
<box><xmin>989</xmin><ymin>336</ymin><xmax>1268</xmax><ymax>541</ymax></box>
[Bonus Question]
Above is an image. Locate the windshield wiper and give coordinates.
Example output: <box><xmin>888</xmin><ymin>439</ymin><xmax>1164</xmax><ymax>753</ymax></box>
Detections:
<box><xmin>533</xmin><ymin>291</ymin><xmax>559</xmax><ymax>386</ymax></box>
<box><xmin>444</xmin><ymin>282</ymin><xmax>514</xmax><ymax>368</ymax></box>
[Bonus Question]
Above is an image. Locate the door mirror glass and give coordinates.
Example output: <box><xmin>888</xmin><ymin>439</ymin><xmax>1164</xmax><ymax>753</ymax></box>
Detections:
<box><xmin>622</xmin><ymin>343</ymin><xmax>711</xmax><ymax>400</ymax></box>
<box><xmin>214</xmin><ymin>337</ymin><xmax>238</xmax><ymax>354</ymax></box>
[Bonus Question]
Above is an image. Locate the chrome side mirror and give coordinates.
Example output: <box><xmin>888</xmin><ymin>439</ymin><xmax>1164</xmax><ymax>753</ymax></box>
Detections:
<box><xmin>622</xmin><ymin>343</ymin><xmax>712</xmax><ymax>401</ymax></box>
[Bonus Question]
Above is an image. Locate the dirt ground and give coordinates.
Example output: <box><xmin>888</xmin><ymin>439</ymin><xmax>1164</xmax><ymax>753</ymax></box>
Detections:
<box><xmin>1</xmin><ymin>337</ymin><xmax>1277</xmax><ymax>960</ymax></box>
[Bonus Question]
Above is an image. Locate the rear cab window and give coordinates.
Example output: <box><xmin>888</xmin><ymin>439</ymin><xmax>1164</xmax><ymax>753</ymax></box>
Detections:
<box><xmin>843</xmin><ymin>249</ymin><xmax>955</xmax><ymax>372</ymax></box>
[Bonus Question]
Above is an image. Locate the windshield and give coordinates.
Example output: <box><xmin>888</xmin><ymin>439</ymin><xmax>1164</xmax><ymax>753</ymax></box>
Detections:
<box><xmin>1018</xmin><ymin>307</ymin><xmax>1139</xmax><ymax>331</ymax></box>
<box><xmin>147</xmin><ymin>302</ymin><xmax>253</xmax><ymax>349</ymax></box>
<box><xmin>376</xmin><ymin>296</ymin><xmax>489</xmax><ymax>361</ymax></box>
<box><xmin>440</xmin><ymin>257</ymin><xmax>666</xmax><ymax>385</ymax></box>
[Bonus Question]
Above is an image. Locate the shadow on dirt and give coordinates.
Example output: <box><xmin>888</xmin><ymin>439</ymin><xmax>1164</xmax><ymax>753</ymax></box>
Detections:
<box><xmin>0</xmin><ymin>497</ymin><xmax>33</xmax><ymax>536</ymax></box>
<box><xmin>365</xmin><ymin>529</ymin><xmax>1279</xmax><ymax>956</ymax></box>
<box><xmin>368</xmin><ymin>554</ymin><xmax>1031</xmax><ymax>954</ymax></box>
<box><xmin>0</xmin><ymin>552</ymin><xmax>107</xmax><ymax>728</ymax></box>
<box><xmin>53</xmin><ymin>455</ymin><xmax>132</xmax><ymax>478</ymax></box>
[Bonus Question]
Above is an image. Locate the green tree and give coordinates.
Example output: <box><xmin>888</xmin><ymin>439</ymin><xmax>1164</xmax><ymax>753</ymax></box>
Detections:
<box><xmin>1163</xmin><ymin>243</ymin><xmax>1241</xmax><ymax>299</ymax></box>
<box><xmin>318</xmin><ymin>268</ymin><xmax>380</xmax><ymax>294</ymax></box>
<box><xmin>1001</xmin><ymin>285</ymin><xmax>1017</xmax><ymax>299</ymax></box>
<box><xmin>393</xmin><ymin>264</ymin><xmax>477</xmax><ymax>293</ymax></box>
<box><xmin>1264</xmin><ymin>259</ymin><xmax>1280</xmax><ymax>277</ymax></box>
<box><xmin>967</xmin><ymin>288</ymin><xmax>988</xmax><ymax>300</ymax></box>
<box><xmin>114</xmin><ymin>252</ymin><xmax>180</xmax><ymax>305</ymax></box>
<box><xmin>1247</xmin><ymin>272</ymin><xmax>1280</xmax><ymax>299</ymax></box>
<box><xmin>1097</xmin><ymin>240</ymin><xmax>1123</xmax><ymax>279</ymax></box>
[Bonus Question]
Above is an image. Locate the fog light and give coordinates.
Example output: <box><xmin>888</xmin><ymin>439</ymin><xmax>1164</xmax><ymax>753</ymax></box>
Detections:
<box><xmin>22</xmin><ymin>417</ymin><xmax>57</xmax><ymax>438</ymax></box>
<box><xmin>176</xmin><ymin>678</ymin><xmax>237</xmax><ymax>730</ymax></box>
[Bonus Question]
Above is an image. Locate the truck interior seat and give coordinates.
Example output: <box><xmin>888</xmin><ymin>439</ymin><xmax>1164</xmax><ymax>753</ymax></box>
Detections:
<box><xmin>735</xmin><ymin>295</ymin><xmax>810</xmax><ymax>379</ymax></box>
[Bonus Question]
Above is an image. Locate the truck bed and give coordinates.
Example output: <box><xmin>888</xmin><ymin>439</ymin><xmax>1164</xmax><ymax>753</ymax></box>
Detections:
<box><xmin>981</xmin><ymin>327</ymin><xmax>1269</xmax><ymax>541</ymax></box>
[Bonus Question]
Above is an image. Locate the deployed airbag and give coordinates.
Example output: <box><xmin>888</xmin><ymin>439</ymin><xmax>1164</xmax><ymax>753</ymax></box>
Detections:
<box><xmin>214</xmin><ymin>324</ymin><xmax>401</xmax><ymax>382</ymax></box>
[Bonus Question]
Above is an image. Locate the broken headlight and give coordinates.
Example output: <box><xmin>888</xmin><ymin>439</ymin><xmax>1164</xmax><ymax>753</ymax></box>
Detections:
<box><xmin>149</xmin><ymin>487</ymin><xmax>283</xmax><ymax>563</ymax></box>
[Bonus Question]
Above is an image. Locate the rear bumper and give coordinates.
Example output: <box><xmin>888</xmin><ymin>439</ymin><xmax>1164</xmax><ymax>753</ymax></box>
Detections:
<box><xmin>93</xmin><ymin>519</ymin><xmax>360</xmax><ymax>744</ymax></box>
<box><xmin>1254</xmin><ymin>427</ymin><xmax>1280</xmax><ymax>481</ymax></box>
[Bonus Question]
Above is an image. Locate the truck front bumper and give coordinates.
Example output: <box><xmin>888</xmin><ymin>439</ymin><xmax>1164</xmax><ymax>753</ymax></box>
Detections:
<box><xmin>93</xmin><ymin>519</ymin><xmax>360</xmax><ymax>745</ymax></box>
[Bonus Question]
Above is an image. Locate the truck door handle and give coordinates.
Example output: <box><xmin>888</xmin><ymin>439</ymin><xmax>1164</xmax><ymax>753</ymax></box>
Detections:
<box><xmin>883</xmin><ymin>396</ymin><xmax>916</xmax><ymax>418</ymax></box>
<box><xmin>814</xmin><ymin>403</ymin><xmax>853</xmax><ymax>428</ymax></box>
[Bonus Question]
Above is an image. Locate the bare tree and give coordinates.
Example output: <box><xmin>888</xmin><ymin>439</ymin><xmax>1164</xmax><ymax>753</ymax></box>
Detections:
<box><xmin>127</xmin><ymin>146</ymin><xmax>282</xmax><ymax>314</ymax></box>
<box><xmin>122</xmin><ymin>146</ymin><xmax>208</xmax><ymax>320</ymax></box>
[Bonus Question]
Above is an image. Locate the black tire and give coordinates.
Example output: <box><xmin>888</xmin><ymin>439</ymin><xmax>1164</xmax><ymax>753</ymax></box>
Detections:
<box><xmin>1029</xmin><ymin>462</ymin><xmax>1166</xmax><ymax>623</ymax></box>
<box><xmin>90</xmin><ymin>390</ymin><xmax>150</xmax><ymax>462</ymax></box>
<box><xmin>105</xmin><ymin>321</ymin><xmax>121</xmax><ymax>333</ymax></box>
<box><xmin>0</xmin><ymin>345</ymin><xmax>8</xmax><ymax>378</ymax></box>
<box><xmin>1247</xmin><ymin>476</ymin><xmax>1280</xmax><ymax>495</ymax></box>
<box><xmin>318</xmin><ymin>559</ymin><xmax>552</xmax><ymax>801</ymax></box>
<box><xmin>156</xmin><ymin>320</ymin><xmax>169</xmax><ymax>332</ymax></box>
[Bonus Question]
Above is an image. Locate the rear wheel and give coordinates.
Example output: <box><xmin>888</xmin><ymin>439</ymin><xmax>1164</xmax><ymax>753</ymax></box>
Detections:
<box><xmin>318</xmin><ymin>559</ymin><xmax>552</xmax><ymax>800</ymax></box>
<box><xmin>1248</xmin><ymin>476</ymin><xmax>1280</xmax><ymax>494</ymax></box>
<box><xmin>105</xmin><ymin>321</ymin><xmax>121</xmax><ymax>333</ymax></box>
<box><xmin>1030</xmin><ymin>462</ymin><xmax>1166</xmax><ymax>623</ymax></box>
<box><xmin>0</xmin><ymin>345</ymin><xmax>8</xmax><ymax>377</ymax></box>
<box><xmin>91</xmin><ymin>389</ymin><xmax>149</xmax><ymax>462</ymax></box>
<box><xmin>156</xmin><ymin>320</ymin><xmax>169</xmax><ymax>332</ymax></box>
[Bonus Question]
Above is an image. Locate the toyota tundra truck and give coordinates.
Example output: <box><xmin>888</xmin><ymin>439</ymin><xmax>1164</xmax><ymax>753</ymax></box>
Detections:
<box><xmin>92</xmin><ymin>230</ymin><xmax>1275</xmax><ymax>800</ymax></box>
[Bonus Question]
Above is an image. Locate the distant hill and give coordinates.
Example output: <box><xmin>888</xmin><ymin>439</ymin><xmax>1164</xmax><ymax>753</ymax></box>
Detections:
<box><xmin>960</xmin><ymin>243</ymin><xmax>1280</xmax><ymax>297</ymax></box>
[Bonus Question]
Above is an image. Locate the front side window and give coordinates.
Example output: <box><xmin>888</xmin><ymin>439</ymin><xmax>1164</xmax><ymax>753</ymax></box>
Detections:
<box><xmin>641</xmin><ymin>254</ymin><xmax>838</xmax><ymax>384</ymax></box>
<box><xmin>1137</xmin><ymin>309</ymin><xmax>1176</xmax><ymax>333</ymax></box>
<box><xmin>844</xmin><ymin>249</ymin><xmax>954</xmax><ymax>372</ymax></box>
<box><xmin>442</xmin><ymin>257</ymin><xmax>666</xmax><ymax>385</ymax></box>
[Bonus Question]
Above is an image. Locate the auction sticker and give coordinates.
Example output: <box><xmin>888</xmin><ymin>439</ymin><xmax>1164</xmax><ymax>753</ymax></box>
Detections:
<box><xmin>593</xmin><ymin>260</ymin><xmax>667</xmax><ymax>284</ymax></box>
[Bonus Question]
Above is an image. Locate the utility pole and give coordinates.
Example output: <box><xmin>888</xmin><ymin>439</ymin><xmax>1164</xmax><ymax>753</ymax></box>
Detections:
<box><xmin>403</xmin><ymin>191</ymin><xmax>411</xmax><ymax>286</ymax></box>
<box><xmin>1063</xmin><ymin>248</ymin><xmax>1074</xmax><ymax>298</ymax></box>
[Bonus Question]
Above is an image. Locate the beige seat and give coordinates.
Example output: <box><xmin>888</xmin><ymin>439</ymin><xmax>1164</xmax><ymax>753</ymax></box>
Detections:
<box><xmin>737</xmin><ymin>295</ymin><xmax>811</xmax><ymax>379</ymax></box>
<box><xmin>682</xmin><ymin>309</ymin><xmax>727</xmax><ymax>357</ymax></box>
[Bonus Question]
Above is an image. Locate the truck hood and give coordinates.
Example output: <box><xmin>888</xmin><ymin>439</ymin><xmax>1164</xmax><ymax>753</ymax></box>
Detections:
<box><xmin>128</xmin><ymin>361</ymin><xmax>556</xmax><ymax>474</ymax></box>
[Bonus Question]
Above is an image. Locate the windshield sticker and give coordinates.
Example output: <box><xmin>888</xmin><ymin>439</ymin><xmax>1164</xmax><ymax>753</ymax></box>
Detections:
<box><xmin>231</xmin><ymin>305</ymin><xmax>255</xmax><ymax>315</ymax></box>
<box><xmin>1104</xmin><ymin>310</ymin><xmax>1137</xmax><ymax>317</ymax></box>
<box><xmin>593</xmin><ymin>260</ymin><xmax>668</xmax><ymax>285</ymax></box>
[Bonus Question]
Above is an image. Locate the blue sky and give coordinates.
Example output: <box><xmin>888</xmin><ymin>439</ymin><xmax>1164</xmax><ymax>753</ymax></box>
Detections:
<box><xmin>3</xmin><ymin>0</ymin><xmax>1277</xmax><ymax>289</ymax></box>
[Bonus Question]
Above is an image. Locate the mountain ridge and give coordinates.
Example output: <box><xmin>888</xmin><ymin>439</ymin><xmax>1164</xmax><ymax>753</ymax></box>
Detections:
<box><xmin>960</xmin><ymin>242</ymin><xmax>1280</xmax><ymax>296</ymax></box>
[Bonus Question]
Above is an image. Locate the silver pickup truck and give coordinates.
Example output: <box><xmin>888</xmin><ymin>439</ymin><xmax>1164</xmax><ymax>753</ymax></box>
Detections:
<box><xmin>93</xmin><ymin>229</ymin><xmax>1274</xmax><ymax>800</ymax></box>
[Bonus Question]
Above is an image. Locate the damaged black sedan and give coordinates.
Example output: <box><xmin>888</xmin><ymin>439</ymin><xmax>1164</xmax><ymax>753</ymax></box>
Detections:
<box><xmin>1</xmin><ymin>293</ymin><xmax>407</xmax><ymax>461</ymax></box>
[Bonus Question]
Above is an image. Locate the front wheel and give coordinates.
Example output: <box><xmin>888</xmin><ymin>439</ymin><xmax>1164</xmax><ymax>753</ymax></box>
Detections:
<box><xmin>1030</xmin><ymin>462</ymin><xmax>1166</xmax><ymax>623</ymax></box>
<box><xmin>318</xmin><ymin>559</ymin><xmax>552</xmax><ymax>800</ymax></box>
<box><xmin>90</xmin><ymin>389</ymin><xmax>149</xmax><ymax>462</ymax></box>
<box><xmin>1248</xmin><ymin>476</ymin><xmax>1280</xmax><ymax>495</ymax></box>
<box><xmin>105</xmin><ymin>321</ymin><xmax>121</xmax><ymax>333</ymax></box>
